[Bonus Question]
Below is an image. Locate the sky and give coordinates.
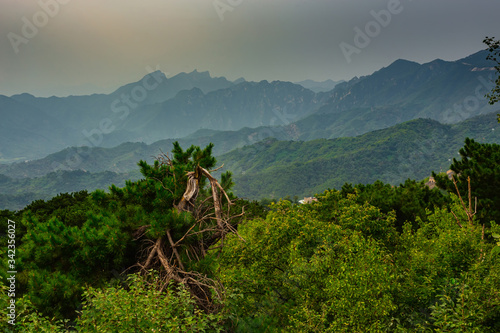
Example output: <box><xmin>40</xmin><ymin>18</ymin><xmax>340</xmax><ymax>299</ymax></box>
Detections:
<box><xmin>1</xmin><ymin>0</ymin><xmax>499</xmax><ymax>97</ymax></box>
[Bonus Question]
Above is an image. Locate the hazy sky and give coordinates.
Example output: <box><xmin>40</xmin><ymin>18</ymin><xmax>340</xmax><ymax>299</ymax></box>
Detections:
<box><xmin>1</xmin><ymin>0</ymin><xmax>499</xmax><ymax>97</ymax></box>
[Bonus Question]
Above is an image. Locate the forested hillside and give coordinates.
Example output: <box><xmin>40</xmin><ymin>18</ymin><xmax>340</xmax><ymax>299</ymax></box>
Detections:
<box><xmin>1</xmin><ymin>139</ymin><xmax>499</xmax><ymax>332</ymax></box>
<box><xmin>0</xmin><ymin>170</ymin><xmax>139</xmax><ymax>211</ymax></box>
<box><xmin>1</xmin><ymin>112</ymin><xmax>498</xmax><ymax>210</ymax></box>
<box><xmin>2</xmin><ymin>0</ymin><xmax>500</xmax><ymax>331</ymax></box>
<box><xmin>223</xmin><ymin>112</ymin><xmax>500</xmax><ymax>199</ymax></box>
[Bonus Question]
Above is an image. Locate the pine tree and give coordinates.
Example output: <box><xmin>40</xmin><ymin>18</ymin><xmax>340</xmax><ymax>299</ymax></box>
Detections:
<box><xmin>15</xmin><ymin>142</ymin><xmax>241</xmax><ymax>320</ymax></box>
<box><xmin>433</xmin><ymin>138</ymin><xmax>500</xmax><ymax>225</ymax></box>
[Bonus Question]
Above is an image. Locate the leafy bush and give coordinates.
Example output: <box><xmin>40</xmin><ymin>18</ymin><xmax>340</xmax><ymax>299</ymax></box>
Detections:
<box><xmin>75</xmin><ymin>272</ymin><xmax>227</xmax><ymax>332</ymax></box>
<box><xmin>218</xmin><ymin>195</ymin><xmax>399</xmax><ymax>331</ymax></box>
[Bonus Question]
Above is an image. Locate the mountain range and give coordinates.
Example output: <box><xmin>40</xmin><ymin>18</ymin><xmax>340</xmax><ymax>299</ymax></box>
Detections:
<box><xmin>1</xmin><ymin>49</ymin><xmax>499</xmax><ymax>209</ymax></box>
<box><xmin>1</xmin><ymin>110</ymin><xmax>498</xmax><ymax>210</ymax></box>
<box><xmin>1</xmin><ymin>70</ymin><xmax>235</xmax><ymax>162</ymax></box>
<box><xmin>222</xmin><ymin>112</ymin><xmax>500</xmax><ymax>199</ymax></box>
<box><xmin>1</xmin><ymin>72</ymin><xmax>319</xmax><ymax>162</ymax></box>
<box><xmin>292</xmin><ymin>55</ymin><xmax>497</xmax><ymax>140</ymax></box>
<box><xmin>1</xmin><ymin>50</ymin><xmax>497</xmax><ymax>163</ymax></box>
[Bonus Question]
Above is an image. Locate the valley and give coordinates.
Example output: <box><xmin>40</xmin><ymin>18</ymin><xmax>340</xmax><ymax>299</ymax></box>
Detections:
<box><xmin>1</xmin><ymin>50</ymin><xmax>499</xmax><ymax>209</ymax></box>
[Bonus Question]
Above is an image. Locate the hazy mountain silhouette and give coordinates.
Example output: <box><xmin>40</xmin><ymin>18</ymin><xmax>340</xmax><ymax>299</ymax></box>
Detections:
<box><xmin>295</xmin><ymin>79</ymin><xmax>344</xmax><ymax>92</ymax></box>
<box><xmin>0</xmin><ymin>50</ymin><xmax>496</xmax><ymax>163</ymax></box>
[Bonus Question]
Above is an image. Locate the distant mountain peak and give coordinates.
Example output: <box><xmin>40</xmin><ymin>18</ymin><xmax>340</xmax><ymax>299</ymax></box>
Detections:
<box><xmin>146</xmin><ymin>70</ymin><xmax>167</xmax><ymax>80</ymax></box>
<box><xmin>368</xmin><ymin>58</ymin><xmax>420</xmax><ymax>80</ymax></box>
<box><xmin>389</xmin><ymin>58</ymin><xmax>420</xmax><ymax>67</ymax></box>
<box><xmin>187</xmin><ymin>69</ymin><xmax>211</xmax><ymax>79</ymax></box>
<box><xmin>10</xmin><ymin>92</ymin><xmax>36</xmax><ymax>99</ymax></box>
<box><xmin>456</xmin><ymin>49</ymin><xmax>494</xmax><ymax>68</ymax></box>
<box><xmin>424</xmin><ymin>58</ymin><xmax>447</xmax><ymax>65</ymax></box>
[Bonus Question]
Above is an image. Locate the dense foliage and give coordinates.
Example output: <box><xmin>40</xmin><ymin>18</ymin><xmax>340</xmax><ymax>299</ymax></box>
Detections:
<box><xmin>74</xmin><ymin>272</ymin><xmax>228</xmax><ymax>332</ymax></box>
<box><xmin>217</xmin><ymin>191</ymin><xmax>500</xmax><ymax>332</ymax></box>
<box><xmin>1</xmin><ymin>142</ymin><xmax>238</xmax><ymax>325</ymax></box>
<box><xmin>0</xmin><ymin>170</ymin><xmax>140</xmax><ymax>211</ymax></box>
<box><xmin>483</xmin><ymin>37</ymin><xmax>500</xmax><ymax>107</ymax></box>
<box><xmin>223</xmin><ymin>113</ymin><xmax>500</xmax><ymax>200</ymax></box>
<box><xmin>1</xmin><ymin>139</ymin><xmax>500</xmax><ymax>332</ymax></box>
<box><xmin>433</xmin><ymin>138</ymin><xmax>500</xmax><ymax>226</ymax></box>
<box><xmin>2</xmin><ymin>111</ymin><xmax>500</xmax><ymax>211</ymax></box>
<box><xmin>339</xmin><ymin>179</ymin><xmax>451</xmax><ymax>230</ymax></box>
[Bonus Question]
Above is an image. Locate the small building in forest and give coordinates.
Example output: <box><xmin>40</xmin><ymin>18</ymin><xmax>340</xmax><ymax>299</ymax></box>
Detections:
<box><xmin>425</xmin><ymin>177</ymin><xmax>436</xmax><ymax>189</ymax></box>
<box><xmin>299</xmin><ymin>197</ymin><xmax>318</xmax><ymax>204</ymax></box>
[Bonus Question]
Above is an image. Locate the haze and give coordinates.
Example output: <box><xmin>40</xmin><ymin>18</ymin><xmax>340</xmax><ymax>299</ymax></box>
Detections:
<box><xmin>1</xmin><ymin>0</ymin><xmax>499</xmax><ymax>97</ymax></box>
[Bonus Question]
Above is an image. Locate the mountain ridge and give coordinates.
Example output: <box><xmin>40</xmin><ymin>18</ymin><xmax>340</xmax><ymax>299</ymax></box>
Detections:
<box><xmin>1</xmin><ymin>111</ymin><xmax>498</xmax><ymax>209</ymax></box>
<box><xmin>1</xmin><ymin>49</ymin><xmax>497</xmax><ymax>163</ymax></box>
<box><xmin>222</xmin><ymin>111</ymin><xmax>500</xmax><ymax>199</ymax></box>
